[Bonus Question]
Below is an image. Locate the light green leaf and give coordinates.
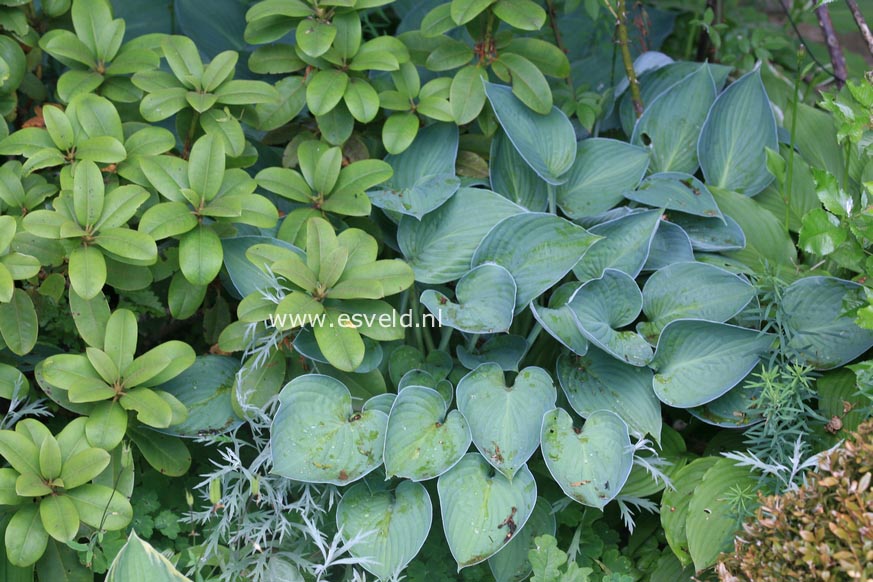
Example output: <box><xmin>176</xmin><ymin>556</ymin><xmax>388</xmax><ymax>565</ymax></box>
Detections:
<box><xmin>0</xmin><ymin>289</ymin><xmax>37</xmax><ymax>355</ymax></box>
<box><xmin>450</xmin><ymin>66</ymin><xmax>487</xmax><ymax>125</ymax></box>
<box><xmin>5</xmin><ymin>505</ymin><xmax>48</xmax><ymax>567</ymax></box>
<box><xmin>179</xmin><ymin>225</ymin><xmax>223</xmax><ymax>286</ymax></box>
<box><xmin>68</xmin><ymin>246</ymin><xmax>106</xmax><ymax>300</ymax></box>
<box><xmin>39</xmin><ymin>495</ymin><xmax>79</xmax><ymax>543</ymax></box>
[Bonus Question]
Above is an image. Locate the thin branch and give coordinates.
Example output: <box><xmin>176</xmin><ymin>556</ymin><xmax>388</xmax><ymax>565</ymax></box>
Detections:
<box><xmin>613</xmin><ymin>0</ymin><xmax>643</xmax><ymax>118</ymax></box>
<box><xmin>546</xmin><ymin>0</ymin><xmax>574</xmax><ymax>96</ymax></box>
<box><xmin>845</xmin><ymin>0</ymin><xmax>873</xmax><ymax>58</ymax></box>
<box><xmin>815</xmin><ymin>3</ymin><xmax>848</xmax><ymax>88</ymax></box>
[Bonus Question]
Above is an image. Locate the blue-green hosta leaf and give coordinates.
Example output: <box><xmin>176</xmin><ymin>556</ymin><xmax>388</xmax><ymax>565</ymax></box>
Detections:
<box><xmin>541</xmin><ymin>408</ymin><xmax>633</xmax><ymax>509</ymax></box>
<box><xmin>221</xmin><ymin>236</ymin><xmax>303</xmax><ymax>298</ymax></box>
<box><xmin>572</xmin><ymin>209</ymin><xmax>660</xmax><ymax>281</ymax></box>
<box><xmin>780</xmin><ymin>277</ymin><xmax>873</xmax><ymax>370</ymax></box>
<box><xmin>336</xmin><ymin>481</ymin><xmax>432</xmax><ymax>581</ymax></box>
<box><xmin>398</xmin><ymin>187</ymin><xmax>525</xmax><ymax>284</ymax></box>
<box><xmin>667</xmin><ymin>213</ymin><xmax>745</xmax><ymax>252</ymax></box>
<box><xmin>363</xmin><ymin>393</ymin><xmax>396</xmax><ymax>415</ymax></box>
<box><xmin>698</xmin><ymin>68</ymin><xmax>777</xmax><ymax>196</ymax></box>
<box><xmin>473</xmin><ymin>213</ymin><xmax>601</xmax><ymax>311</ymax></box>
<box><xmin>457</xmin><ymin>335</ymin><xmax>529</xmax><ymax>372</ymax></box>
<box><xmin>420</xmin><ymin>264</ymin><xmax>516</xmax><ymax>333</ymax></box>
<box><xmin>640</xmin><ymin>262</ymin><xmax>755</xmax><ymax>341</ymax></box>
<box><xmin>556</xmin><ymin>138</ymin><xmax>649</xmax><ymax>219</ymax></box>
<box><xmin>382</xmin><ymin>122</ymin><xmax>457</xmax><ymax>187</ymax></box>
<box><xmin>688</xmin><ymin>367</ymin><xmax>763</xmax><ymax>428</ymax></box>
<box><xmin>151</xmin><ymin>355</ymin><xmax>243</xmax><ymax>438</ymax></box>
<box><xmin>271</xmin><ymin>375</ymin><xmax>387</xmax><ymax>485</ymax></box>
<box><xmin>388</xmin><ymin>346</ymin><xmax>453</xmax><ymax>386</ymax></box>
<box><xmin>568</xmin><ymin>270</ymin><xmax>652</xmax><ymax>366</ymax></box>
<box><xmin>456</xmin><ymin>363</ymin><xmax>556</xmax><ymax>479</ymax></box>
<box><xmin>643</xmin><ymin>220</ymin><xmax>694</xmax><ymax>271</ymax></box>
<box><xmin>438</xmin><ymin>453</ymin><xmax>537</xmax><ymax>568</ymax></box>
<box><xmin>650</xmin><ymin>320</ymin><xmax>773</xmax><ymax>408</ymax></box>
<box><xmin>631</xmin><ymin>64</ymin><xmax>717</xmax><ymax>174</ymax></box>
<box><xmin>626</xmin><ymin>173</ymin><xmax>722</xmax><ymax>220</ymax></box>
<box><xmin>489</xmin><ymin>130</ymin><xmax>548</xmax><ymax>211</ymax></box>
<box><xmin>368</xmin><ymin>174</ymin><xmax>461</xmax><ymax>219</ymax></box>
<box><xmin>487</xmin><ymin>497</ymin><xmax>556</xmax><ymax>582</ymax></box>
<box><xmin>383</xmin><ymin>386</ymin><xmax>471</xmax><ymax>481</ymax></box>
<box><xmin>397</xmin><ymin>370</ymin><xmax>453</xmax><ymax>406</ymax></box>
<box><xmin>531</xmin><ymin>282</ymin><xmax>588</xmax><ymax>355</ymax></box>
<box><xmin>686</xmin><ymin>458</ymin><xmax>757</xmax><ymax>570</ymax></box>
<box><xmin>484</xmin><ymin>82</ymin><xmax>576</xmax><ymax>184</ymax></box>
<box><xmin>556</xmin><ymin>350</ymin><xmax>661</xmax><ymax>442</ymax></box>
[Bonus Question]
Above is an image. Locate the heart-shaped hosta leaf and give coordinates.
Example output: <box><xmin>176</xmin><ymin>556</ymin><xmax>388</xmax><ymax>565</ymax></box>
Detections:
<box><xmin>643</xmin><ymin>220</ymin><xmax>694</xmax><ymax>271</ymax></box>
<box><xmin>626</xmin><ymin>173</ymin><xmax>722</xmax><ymax>220</ymax></box>
<box><xmin>631</xmin><ymin>64</ymin><xmax>717</xmax><ymax>175</ymax></box>
<box><xmin>383</xmin><ymin>122</ymin><xmax>458</xmax><ymax>188</ymax></box>
<box><xmin>456</xmin><ymin>364</ymin><xmax>556</xmax><ymax>479</ymax></box>
<box><xmin>398</xmin><ymin>369</ymin><xmax>453</xmax><ymax>406</ymax></box>
<box><xmin>398</xmin><ymin>187</ymin><xmax>525</xmax><ymax>284</ymax></box>
<box><xmin>541</xmin><ymin>408</ymin><xmax>633</xmax><ymax>509</ymax></box>
<box><xmin>473</xmin><ymin>213</ymin><xmax>601</xmax><ymax>311</ymax></box>
<box><xmin>640</xmin><ymin>262</ymin><xmax>755</xmax><ymax>341</ymax></box>
<box><xmin>490</xmin><ymin>130</ymin><xmax>549</xmax><ymax>211</ymax></box>
<box><xmin>488</xmin><ymin>496</ymin><xmax>556</xmax><ymax>582</ymax></box>
<box><xmin>568</xmin><ymin>269</ymin><xmax>653</xmax><ymax>366</ymax></box>
<box><xmin>368</xmin><ymin>174</ymin><xmax>461</xmax><ymax>219</ymax></box>
<box><xmin>557</xmin><ymin>350</ymin><xmax>661</xmax><ymax>442</ymax></box>
<box><xmin>572</xmin><ymin>209</ymin><xmax>661</xmax><ymax>281</ymax></box>
<box><xmin>383</xmin><ymin>386</ymin><xmax>471</xmax><ymax>481</ymax></box>
<box><xmin>531</xmin><ymin>283</ymin><xmax>589</xmax><ymax>355</ymax></box>
<box><xmin>650</xmin><ymin>320</ymin><xmax>773</xmax><ymax>408</ymax></box>
<box><xmin>438</xmin><ymin>453</ymin><xmax>537</xmax><ymax>568</ymax></box>
<box><xmin>667</xmin><ymin>213</ymin><xmax>745</xmax><ymax>252</ymax></box>
<box><xmin>420</xmin><ymin>264</ymin><xmax>516</xmax><ymax>333</ymax></box>
<box><xmin>780</xmin><ymin>277</ymin><xmax>873</xmax><ymax>370</ymax></box>
<box><xmin>270</xmin><ymin>375</ymin><xmax>387</xmax><ymax>485</ymax></box>
<box><xmin>698</xmin><ymin>68</ymin><xmax>777</xmax><ymax>196</ymax></box>
<box><xmin>557</xmin><ymin>138</ymin><xmax>650</xmax><ymax>219</ymax></box>
<box><xmin>336</xmin><ymin>481</ymin><xmax>432</xmax><ymax>581</ymax></box>
<box><xmin>457</xmin><ymin>335</ymin><xmax>528</xmax><ymax>372</ymax></box>
<box><xmin>363</xmin><ymin>393</ymin><xmax>396</xmax><ymax>415</ymax></box>
<box><xmin>484</xmin><ymin>82</ymin><xmax>576</xmax><ymax>184</ymax></box>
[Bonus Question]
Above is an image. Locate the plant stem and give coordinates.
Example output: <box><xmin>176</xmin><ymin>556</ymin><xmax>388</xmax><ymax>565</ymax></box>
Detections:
<box><xmin>465</xmin><ymin>333</ymin><xmax>480</xmax><ymax>353</ymax></box>
<box><xmin>614</xmin><ymin>0</ymin><xmax>643</xmax><ymax>118</ymax></box>
<box><xmin>410</xmin><ymin>287</ymin><xmax>425</xmax><ymax>354</ymax></box>
<box><xmin>437</xmin><ymin>326</ymin><xmax>452</xmax><ymax>352</ymax></box>
<box><xmin>546</xmin><ymin>0</ymin><xmax>575</xmax><ymax>96</ymax></box>
<box><xmin>519</xmin><ymin>322</ymin><xmax>543</xmax><ymax>363</ymax></box>
<box><xmin>182</xmin><ymin>111</ymin><xmax>200</xmax><ymax>159</ymax></box>
<box><xmin>548</xmin><ymin>183</ymin><xmax>557</xmax><ymax>214</ymax></box>
<box><xmin>815</xmin><ymin>3</ymin><xmax>847</xmax><ymax>89</ymax></box>
<box><xmin>846</xmin><ymin>0</ymin><xmax>873</xmax><ymax>58</ymax></box>
<box><xmin>784</xmin><ymin>51</ymin><xmax>802</xmax><ymax>234</ymax></box>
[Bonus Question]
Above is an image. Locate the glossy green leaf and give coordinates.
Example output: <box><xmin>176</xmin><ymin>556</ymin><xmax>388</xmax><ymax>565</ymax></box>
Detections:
<box><xmin>127</xmin><ymin>427</ymin><xmax>191</xmax><ymax>477</ymax></box>
<box><xmin>660</xmin><ymin>456</ymin><xmax>720</xmax><ymax>566</ymax></box>
<box><xmin>39</xmin><ymin>495</ymin><xmax>79</xmax><ymax>543</ymax></box>
<box><xmin>179</xmin><ymin>225</ymin><xmax>223</xmax><ymax>285</ymax></box>
<box><xmin>0</xmin><ymin>289</ymin><xmax>37</xmax><ymax>355</ymax></box>
<box><xmin>5</xmin><ymin>505</ymin><xmax>48</xmax><ymax>567</ymax></box>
